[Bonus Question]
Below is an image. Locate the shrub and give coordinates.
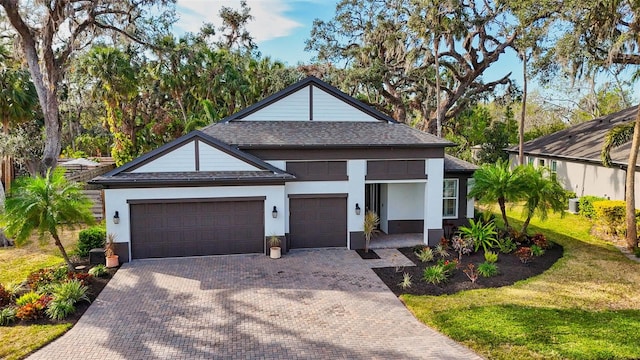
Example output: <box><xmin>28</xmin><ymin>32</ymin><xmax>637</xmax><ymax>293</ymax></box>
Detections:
<box><xmin>451</xmin><ymin>235</ymin><xmax>474</xmax><ymax>260</ymax></box>
<box><xmin>27</xmin><ymin>266</ymin><xmax>68</xmax><ymax>291</ymax></box>
<box><xmin>634</xmin><ymin>247</ymin><xmax>640</xmax><ymax>258</ymax></box>
<box><xmin>593</xmin><ymin>200</ymin><xmax>627</xmax><ymax>236</ymax></box>
<box><xmin>415</xmin><ymin>247</ymin><xmax>434</xmax><ymax>262</ymax></box>
<box><xmin>88</xmin><ymin>264</ymin><xmax>109</xmax><ymax>277</ymax></box>
<box><xmin>423</xmin><ymin>265</ymin><xmax>447</xmax><ymax>285</ymax></box>
<box><xmin>531</xmin><ymin>233</ymin><xmax>549</xmax><ymax>249</ymax></box>
<box><xmin>77</xmin><ymin>226</ymin><xmax>106</xmax><ymax>257</ymax></box>
<box><xmin>437</xmin><ymin>258</ymin><xmax>458</xmax><ymax>274</ymax></box>
<box><xmin>531</xmin><ymin>244</ymin><xmax>545</xmax><ymax>256</ymax></box>
<box><xmin>16</xmin><ymin>292</ymin><xmax>42</xmax><ymax>307</ymax></box>
<box><xmin>497</xmin><ymin>237</ymin><xmax>517</xmax><ymax>254</ymax></box>
<box><xmin>579</xmin><ymin>195</ymin><xmax>606</xmax><ymax>218</ymax></box>
<box><xmin>434</xmin><ymin>244</ymin><xmax>450</xmax><ymax>258</ymax></box>
<box><xmin>515</xmin><ymin>247</ymin><xmax>533</xmax><ymax>263</ymax></box>
<box><xmin>16</xmin><ymin>295</ymin><xmax>51</xmax><ymax>321</ymax></box>
<box><xmin>484</xmin><ymin>251</ymin><xmax>498</xmax><ymax>263</ymax></box>
<box><xmin>51</xmin><ymin>280</ymin><xmax>90</xmax><ymax>305</ymax></box>
<box><xmin>477</xmin><ymin>262</ymin><xmax>499</xmax><ymax>277</ymax></box>
<box><xmin>0</xmin><ymin>307</ymin><xmax>17</xmax><ymax>326</ymax></box>
<box><xmin>46</xmin><ymin>300</ymin><xmax>76</xmax><ymax>320</ymax></box>
<box><xmin>463</xmin><ymin>263</ymin><xmax>478</xmax><ymax>283</ymax></box>
<box><xmin>458</xmin><ymin>219</ymin><xmax>498</xmax><ymax>253</ymax></box>
<box><xmin>399</xmin><ymin>273</ymin><xmax>412</xmax><ymax>289</ymax></box>
<box><xmin>68</xmin><ymin>272</ymin><xmax>93</xmax><ymax>286</ymax></box>
<box><xmin>0</xmin><ymin>284</ymin><xmax>12</xmax><ymax>307</ymax></box>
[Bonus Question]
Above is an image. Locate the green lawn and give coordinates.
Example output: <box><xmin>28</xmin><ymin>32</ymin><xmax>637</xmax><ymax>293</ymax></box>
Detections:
<box><xmin>0</xmin><ymin>229</ymin><xmax>80</xmax><ymax>360</ymax></box>
<box><xmin>403</xmin><ymin>208</ymin><xmax>640</xmax><ymax>360</ymax></box>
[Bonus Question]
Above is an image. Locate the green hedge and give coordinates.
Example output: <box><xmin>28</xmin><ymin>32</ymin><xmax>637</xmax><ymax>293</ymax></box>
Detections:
<box><xmin>77</xmin><ymin>226</ymin><xmax>106</xmax><ymax>257</ymax></box>
<box><xmin>579</xmin><ymin>196</ymin><xmax>606</xmax><ymax>218</ymax></box>
<box><xmin>592</xmin><ymin>200</ymin><xmax>640</xmax><ymax>236</ymax></box>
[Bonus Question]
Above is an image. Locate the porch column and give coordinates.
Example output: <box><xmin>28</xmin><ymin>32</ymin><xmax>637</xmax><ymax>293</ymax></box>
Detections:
<box><xmin>347</xmin><ymin>160</ymin><xmax>366</xmax><ymax>249</ymax></box>
<box><xmin>424</xmin><ymin>158</ymin><xmax>444</xmax><ymax>246</ymax></box>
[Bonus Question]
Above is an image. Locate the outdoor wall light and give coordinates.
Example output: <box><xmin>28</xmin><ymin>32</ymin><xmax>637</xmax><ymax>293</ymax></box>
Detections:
<box><xmin>272</xmin><ymin>206</ymin><xmax>278</xmax><ymax>218</ymax></box>
<box><xmin>113</xmin><ymin>211</ymin><xmax>120</xmax><ymax>224</ymax></box>
<box><xmin>355</xmin><ymin>203</ymin><xmax>361</xmax><ymax>215</ymax></box>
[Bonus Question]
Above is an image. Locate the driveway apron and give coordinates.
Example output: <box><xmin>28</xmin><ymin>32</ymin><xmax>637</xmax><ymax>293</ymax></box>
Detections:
<box><xmin>28</xmin><ymin>248</ymin><xmax>482</xmax><ymax>360</ymax></box>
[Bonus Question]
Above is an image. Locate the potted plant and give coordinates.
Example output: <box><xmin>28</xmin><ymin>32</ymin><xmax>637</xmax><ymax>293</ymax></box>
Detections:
<box><xmin>105</xmin><ymin>233</ymin><xmax>119</xmax><ymax>268</ymax></box>
<box><xmin>268</xmin><ymin>235</ymin><xmax>281</xmax><ymax>259</ymax></box>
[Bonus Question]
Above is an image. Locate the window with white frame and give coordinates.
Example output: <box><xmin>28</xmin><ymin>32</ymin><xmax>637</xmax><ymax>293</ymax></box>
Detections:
<box><xmin>527</xmin><ymin>157</ymin><xmax>534</xmax><ymax>165</ymax></box>
<box><xmin>443</xmin><ymin>179</ymin><xmax>458</xmax><ymax>218</ymax></box>
<box><xmin>550</xmin><ymin>160</ymin><xmax>557</xmax><ymax>175</ymax></box>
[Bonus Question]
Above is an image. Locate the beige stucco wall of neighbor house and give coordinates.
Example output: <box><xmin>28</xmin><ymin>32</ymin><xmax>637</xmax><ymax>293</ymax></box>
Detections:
<box><xmin>509</xmin><ymin>153</ymin><xmax>640</xmax><ymax>208</ymax></box>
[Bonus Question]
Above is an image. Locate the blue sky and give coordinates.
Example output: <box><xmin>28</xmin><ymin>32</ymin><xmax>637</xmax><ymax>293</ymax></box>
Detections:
<box><xmin>174</xmin><ymin>0</ymin><xmax>335</xmax><ymax>65</ymax></box>
<box><xmin>177</xmin><ymin>1</ymin><xmax>620</xmax><ymax>97</ymax></box>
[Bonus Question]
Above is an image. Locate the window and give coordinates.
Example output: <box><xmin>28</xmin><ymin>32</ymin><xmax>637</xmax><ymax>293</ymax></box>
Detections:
<box><xmin>443</xmin><ymin>179</ymin><xmax>458</xmax><ymax>218</ymax></box>
<box><xmin>550</xmin><ymin>160</ymin><xmax>557</xmax><ymax>174</ymax></box>
<box><xmin>538</xmin><ymin>159</ymin><xmax>545</xmax><ymax>167</ymax></box>
<box><xmin>527</xmin><ymin>157</ymin><xmax>534</xmax><ymax>165</ymax></box>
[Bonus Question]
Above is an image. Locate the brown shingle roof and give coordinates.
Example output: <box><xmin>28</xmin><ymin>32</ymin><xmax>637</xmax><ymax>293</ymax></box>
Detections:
<box><xmin>202</xmin><ymin>121</ymin><xmax>453</xmax><ymax>148</ymax></box>
<box><xmin>506</xmin><ymin>106</ymin><xmax>639</xmax><ymax>166</ymax></box>
<box><xmin>444</xmin><ymin>155</ymin><xmax>478</xmax><ymax>173</ymax></box>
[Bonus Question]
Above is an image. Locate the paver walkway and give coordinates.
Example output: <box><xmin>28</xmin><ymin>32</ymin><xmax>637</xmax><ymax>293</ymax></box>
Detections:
<box><xmin>29</xmin><ymin>248</ymin><xmax>482</xmax><ymax>360</ymax></box>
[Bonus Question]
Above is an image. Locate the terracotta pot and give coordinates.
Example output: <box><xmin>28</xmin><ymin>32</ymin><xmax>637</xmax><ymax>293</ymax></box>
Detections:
<box><xmin>106</xmin><ymin>255</ymin><xmax>119</xmax><ymax>268</ymax></box>
<box><xmin>270</xmin><ymin>247</ymin><xmax>281</xmax><ymax>259</ymax></box>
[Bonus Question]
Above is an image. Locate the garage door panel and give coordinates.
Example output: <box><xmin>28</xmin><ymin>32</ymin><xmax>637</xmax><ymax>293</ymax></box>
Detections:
<box><xmin>290</xmin><ymin>197</ymin><xmax>346</xmax><ymax>248</ymax></box>
<box><xmin>131</xmin><ymin>200</ymin><xmax>264</xmax><ymax>259</ymax></box>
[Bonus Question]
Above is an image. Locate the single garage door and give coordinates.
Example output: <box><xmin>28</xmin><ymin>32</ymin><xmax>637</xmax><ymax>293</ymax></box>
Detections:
<box><xmin>289</xmin><ymin>195</ymin><xmax>347</xmax><ymax>248</ymax></box>
<box><xmin>130</xmin><ymin>198</ymin><xmax>264</xmax><ymax>259</ymax></box>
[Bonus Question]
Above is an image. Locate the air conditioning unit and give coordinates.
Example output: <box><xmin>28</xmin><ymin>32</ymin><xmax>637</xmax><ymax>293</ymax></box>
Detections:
<box><xmin>568</xmin><ymin>198</ymin><xmax>579</xmax><ymax>214</ymax></box>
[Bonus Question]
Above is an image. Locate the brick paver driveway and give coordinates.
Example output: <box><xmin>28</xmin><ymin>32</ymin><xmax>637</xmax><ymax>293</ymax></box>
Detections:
<box><xmin>29</xmin><ymin>249</ymin><xmax>482</xmax><ymax>359</ymax></box>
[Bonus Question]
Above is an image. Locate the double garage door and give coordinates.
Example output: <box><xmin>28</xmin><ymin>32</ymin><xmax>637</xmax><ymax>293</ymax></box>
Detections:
<box><xmin>129</xmin><ymin>195</ymin><xmax>347</xmax><ymax>259</ymax></box>
<box><xmin>130</xmin><ymin>198</ymin><xmax>264</xmax><ymax>259</ymax></box>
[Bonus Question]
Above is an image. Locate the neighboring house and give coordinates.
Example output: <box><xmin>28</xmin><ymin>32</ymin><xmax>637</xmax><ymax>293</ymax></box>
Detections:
<box><xmin>506</xmin><ymin>106</ymin><xmax>640</xmax><ymax>206</ymax></box>
<box><xmin>91</xmin><ymin>77</ymin><xmax>476</xmax><ymax>262</ymax></box>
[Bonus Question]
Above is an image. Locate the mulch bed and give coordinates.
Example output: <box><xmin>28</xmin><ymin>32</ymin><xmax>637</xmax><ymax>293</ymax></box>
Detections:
<box><xmin>373</xmin><ymin>244</ymin><xmax>563</xmax><ymax>296</ymax></box>
<box><xmin>7</xmin><ymin>260</ymin><xmax>118</xmax><ymax>327</ymax></box>
<box><xmin>356</xmin><ymin>249</ymin><xmax>380</xmax><ymax>259</ymax></box>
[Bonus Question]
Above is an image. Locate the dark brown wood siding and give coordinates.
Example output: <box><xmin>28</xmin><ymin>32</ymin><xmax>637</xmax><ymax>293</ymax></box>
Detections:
<box><xmin>366</xmin><ymin>160</ymin><xmax>426</xmax><ymax>180</ymax></box>
<box><xmin>130</xmin><ymin>199</ymin><xmax>264</xmax><ymax>259</ymax></box>
<box><xmin>286</xmin><ymin>161</ymin><xmax>348</xmax><ymax>181</ymax></box>
<box><xmin>289</xmin><ymin>196</ymin><xmax>347</xmax><ymax>248</ymax></box>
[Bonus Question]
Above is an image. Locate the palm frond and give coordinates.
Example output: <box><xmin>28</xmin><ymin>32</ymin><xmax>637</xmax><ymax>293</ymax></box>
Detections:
<box><xmin>602</xmin><ymin>122</ymin><xmax>634</xmax><ymax>167</ymax></box>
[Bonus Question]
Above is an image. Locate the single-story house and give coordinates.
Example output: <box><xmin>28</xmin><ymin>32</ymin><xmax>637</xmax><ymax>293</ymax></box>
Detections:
<box><xmin>506</xmin><ymin>105</ymin><xmax>640</xmax><ymax>207</ymax></box>
<box><xmin>92</xmin><ymin>76</ymin><xmax>476</xmax><ymax>262</ymax></box>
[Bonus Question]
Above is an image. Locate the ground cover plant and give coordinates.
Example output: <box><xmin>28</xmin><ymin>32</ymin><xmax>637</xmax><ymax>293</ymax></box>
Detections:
<box><xmin>401</xmin><ymin>208</ymin><xmax>640</xmax><ymax>360</ymax></box>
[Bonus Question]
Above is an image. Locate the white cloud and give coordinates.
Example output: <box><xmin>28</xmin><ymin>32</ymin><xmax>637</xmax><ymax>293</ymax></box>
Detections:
<box><xmin>175</xmin><ymin>0</ymin><xmax>303</xmax><ymax>43</ymax></box>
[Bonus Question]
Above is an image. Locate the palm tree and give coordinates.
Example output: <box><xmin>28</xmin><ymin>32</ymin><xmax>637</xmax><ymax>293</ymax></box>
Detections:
<box><xmin>468</xmin><ymin>159</ymin><xmax>526</xmax><ymax>229</ymax></box>
<box><xmin>519</xmin><ymin>165</ymin><xmax>567</xmax><ymax>233</ymax></box>
<box><xmin>601</xmin><ymin>118</ymin><xmax>639</xmax><ymax>249</ymax></box>
<box><xmin>2</xmin><ymin>169</ymin><xmax>95</xmax><ymax>270</ymax></box>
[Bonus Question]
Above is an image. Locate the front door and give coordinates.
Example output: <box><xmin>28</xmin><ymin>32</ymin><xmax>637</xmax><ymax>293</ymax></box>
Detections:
<box><xmin>365</xmin><ymin>183</ymin><xmax>380</xmax><ymax>222</ymax></box>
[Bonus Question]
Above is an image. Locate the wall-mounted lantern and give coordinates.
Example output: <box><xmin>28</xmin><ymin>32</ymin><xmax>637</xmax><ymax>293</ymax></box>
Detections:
<box><xmin>272</xmin><ymin>206</ymin><xmax>278</xmax><ymax>218</ymax></box>
<box><xmin>113</xmin><ymin>211</ymin><xmax>120</xmax><ymax>224</ymax></box>
<box><xmin>355</xmin><ymin>203</ymin><xmax>361</xmax><ymax>216</ymax></box>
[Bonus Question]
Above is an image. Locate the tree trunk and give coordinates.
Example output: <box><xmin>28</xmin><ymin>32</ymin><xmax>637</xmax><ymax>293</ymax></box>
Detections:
<box><xmin>625</xmin><ymin>111</ymin><xmax>640</xmax><ymax>249</ymax></box>
<box><xmin>435</xmin><ymin>35</ymin><xmax>442</xmax><ymax>138</ymax></box>
<box><xmin>52</xmin><ymin>231</ymin><xmax>75</xmax><ymax>271</ymax></box>
<box><xmin>1</xmin><ymin>3</ymin><xmax>62</xmax><ymax>173</ymax></box>
<box><xmin>41</xmin><ymin>86</ymin><xmax>62</xmax><ymax>172</ymax></box>
<box><xmin>519</xmin><ymin>52</ymin><xmax>527</xmax><ymax>166</ymax></box>
<box><xmin>498</xmin><ymin>197</ymin><xmax>509</xmax><ymax>229</ymax></box>
<box><xmin>521</xmin><ymin>216</ymin><xmax>532</xmax><ymax>235</ymax></box>
<box><xmin>0</xmin><ymin>181</ymin><xmax>10</xmax><ymax>247</ymax></box>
